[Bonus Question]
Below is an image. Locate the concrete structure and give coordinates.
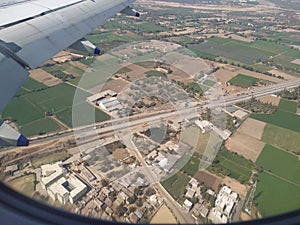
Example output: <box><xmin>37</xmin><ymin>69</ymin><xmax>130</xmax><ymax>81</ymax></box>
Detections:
<box><xmin>98</xmin><ymin>97</ymin><xmax>122</xmax><ymax>113</ymax></box>
<box><xmin>47</xmin><ymin>174</ymin><xmax>87</xmax><ymax>204</ymax></box>
<box><xmin>233</xmin><ymin>109</ymin><xmax>248</xmax><ymax>120</ymax></box>
<box><xmin>183</xmin><ymin>199</ymin><xmax>193</xmax><ymax>212</ymax></box>
<box><xmin>4</xmin><ymin>164</ymin><xmax>18</xmax><ymax>175</ymax></box>
<box><xmin>40</xmin><ymin>161</ymin><xmax>64</xmax><ymax>189</ymax></box>
<box><xmin>87</xmin><ymin>90</ymin><xmax>117</xmax><ymax>103</ymax></box>
<box><xmin>195</xmin><ymin>120</ymin><xmax>213</xmax><ymax>133</ymax></box>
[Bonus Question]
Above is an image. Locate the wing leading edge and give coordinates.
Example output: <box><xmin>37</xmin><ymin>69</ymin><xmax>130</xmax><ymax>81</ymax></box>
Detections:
<box><xmin>0</xmin><ymin>0</ymin><xmax>138</xmax><ymax>146</ymax></box>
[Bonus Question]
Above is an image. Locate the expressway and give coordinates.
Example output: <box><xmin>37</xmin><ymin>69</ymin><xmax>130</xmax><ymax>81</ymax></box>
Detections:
<box><xmin>28</xmin><ymin>78</ymin><xmax>300</xmax><ymax>144</ymax></box>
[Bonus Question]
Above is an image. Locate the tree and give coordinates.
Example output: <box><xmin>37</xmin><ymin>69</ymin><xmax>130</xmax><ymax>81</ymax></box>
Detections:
<box><xmin>116</xmin><ymin>203</ymin><xmax>127</xmax><ymax>217</ymax></box>
<box><xmin>127</xmin><ymin>195</ymin><xmax>137</xmax><ymax>204</ymax></box>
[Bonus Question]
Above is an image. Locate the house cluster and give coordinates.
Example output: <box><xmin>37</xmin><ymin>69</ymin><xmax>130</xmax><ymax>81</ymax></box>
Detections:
<box><xmin>208</xmin><ymin>186</ymin><xmax>239</xmax><ymax>223</ymax></box>
<box><xmin>182</xmin><ymin>178</ymin><xmax>210</xmax><ymax>218</ymax></box>
<box><xmin>145</xmin><ymin>150</ymin><xmax>180</xmax><ymax>173</ymax></box>
<box><xmin>93</xmin><ymin>182</ymin><xmax>163</xmax><ymax>223</ymax></box>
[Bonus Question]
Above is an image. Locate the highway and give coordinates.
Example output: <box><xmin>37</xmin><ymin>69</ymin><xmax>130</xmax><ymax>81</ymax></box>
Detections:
<box><xmin>28</xmin><ymin>79</ymin><xmax>300</xmax><ymax>145</ymax></box>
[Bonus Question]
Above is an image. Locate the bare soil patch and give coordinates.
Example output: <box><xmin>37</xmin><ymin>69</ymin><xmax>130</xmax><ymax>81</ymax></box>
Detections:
<box><xmin>238</xmin><ymin>118</ymin><xmax>266</xmax><ymax>140</ymax></box>
<box><xmin>258</xmin><ymin>95</ymin><xmax>281</xmax><ymax>106</ymax></box>
<box><xmin>101</xmin><ymin>79</ymin><xmax>130</xmax><ymax>93</ymax></box>
<box><xmin>214</xmin><ymin>68</ymin><xmax>238</xmax><ymax>83</ymax></box>
<box><xmin>229</xmin><ymin>34</ymin><xmax>253</xmax><ymax>43</ymax></box>
<box><xmin>194</xmin><ymin>170</ymin><xmax>222</xmax><ymax>191</ymax></box>
<box><xmin>267</xmin><ymin>69</ymin><xmax>296</xmax><ymax>80</ymax></box>
<box><xmin>150</xmin><ymin>204</ymin><xmax>177</xmax><ymax>224</ymax></box>
<box><xmin>291</xmin><ymin>59</ymin><xmax>300</xmax><ymax>65</ymax></box>
<box><xmin>226</xmin><ymin>132</ymin><xmax>265</xmax><ymax>162</ymax></box>
<box><xmin>69</xmin><ymin>61</ymin><xmax>88</xmax><ymax>70</ymax></box>
<box><xmin>30</xmin><ymin>69</ymin><xmax>62</xmax><ymax>87</ymax></box>
<box><xmin>222</xmin><ymin>176</ymin><xmax>249</xmax><ymax>199</ymax></box>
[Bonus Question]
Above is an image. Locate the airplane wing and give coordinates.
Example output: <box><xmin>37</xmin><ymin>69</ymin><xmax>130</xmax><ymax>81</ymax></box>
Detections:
<box><xmin>0</xmin><ymin>0</ymin><xmax>139</xmax><ymax>146</ymax></box>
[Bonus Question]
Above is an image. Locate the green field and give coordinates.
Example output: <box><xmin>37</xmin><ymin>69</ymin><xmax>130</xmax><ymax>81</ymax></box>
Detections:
<box><xmin>254</xmin><ymin>172</ymin><xmax>300</xmax><ymax>217</ymax></box>
<box><xmin>8</xmin><ymin>174</ymin><xmax>36</xmax><ymax>197</ymax></box>
<box><xmin>228</xmin><ymin>74</ymin><xmax>259</xmax><ymax>88</ymax></box>
<box><xmin>203</xmin><ymin>80</ymin><xmax>216</xmax><ymax>87</ymax></box>
<box><xmin>262</xmin><ymin>124</ymin><xmax>300</xmax><ymax>154</ymax></box>
<box><xmin>256</xmin><ymin>145</ymin><xmax>300</xmax><ymax>184</ymax></box>
<box><xmin>278</xmin><ymin>99</ymin><xmax>298</xmax><ymax>113</ymax></box>
<box><xmin>161</xmin><ymin>172</ymin><xmax>190</xmax><ymax>200</ymax></box>
<box><xmin>20</xmin><ymin>118</ymin><xmax>61</xmax><ymax>137</ymax></box>
<box><xmin>146</xmin><ymin>70</ymin><xmax>166</xmax><ymax>77</ymax></box>
<box><xmin>182</xmin><ymin>157</ymin><xmax>200</xmax><ymax>176</ymax></box>
<box><xmin>250</xmin><ymin>110</ymin><xmax>300</xmax><ymax>133</ymax></box>
<box><xmin>2</xmin><ymin>83</ymin><xmax>109</xmax><ymax>136</ymax></box>
<box><xmin>208</xmin><ymin>149</ymin><xmax>254</xmax><ymax>184</ymax></box>
<box><xmin>187</xmin><ymin>37</ymin><xmax>300</xmax><ymax>67</ymax></box>
<box><xmin>16</xmin><ymin>77</ymin><xmax>47</xmax><ymax>96</ymax></box>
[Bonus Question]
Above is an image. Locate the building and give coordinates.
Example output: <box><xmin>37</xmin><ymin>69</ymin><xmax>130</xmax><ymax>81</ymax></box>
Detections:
<box><xmin>233</xmin><ymin>109</ymin><xmax>248</xmax><ymax>120</ymax></box>
<box><xmin>47</xmin><ymin>175</ymin><xmax>87</xmax><ymax>204</ymax></box>
<box><xmin>99</xmin><ymin>97</ymin><xmax>122</xmax><ymax>113</ymax></box>
<box><xmin>40</xmin><ymin>161</ymin><xmax>64</xmax><ymax>189</ymax></box>
<box><xmin>87</xmin><ymin>90</ymin><xmax>117</xmax><ymax>103</ymax></box>
<box><xmin>195</xmin><ymin>120</ymin><xmax>213</xmax><ymax>133</ymax></box>
<box><xmin>183</xmin><ymin>199</ymin><xmax>193</xmax><ymax>212</ymax></box>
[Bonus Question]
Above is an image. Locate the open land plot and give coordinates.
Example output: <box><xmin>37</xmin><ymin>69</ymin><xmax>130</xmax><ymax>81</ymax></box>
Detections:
<box><xmin>181</xmin><ymin>126</ymin><xmax>211</xmax><ymax>156</ymax></box>
<box><xmin>228</xmin><ymin>74</ymin><xmax>259</xmax><ymax>88</ymax></box>
<box><xmin>161</xmin><ymin>172</ymin><xmax>190</xmax><ymax>200</ymax></box>
<box><xmin>150</xmin><ymin>204</ymin><xmax>177</xmax><ymax>224</ymax></box>
<box><xmin>214</xmin><ymin>68</ymin><xmax>238</xmax><ymax>83</ymax></box>
<box><xmin>237</xmin><ymin>118</ymin><xmax>266</xmax><ymax>140</ymax></box>
<box><xmin>267</xmin><ymin>69</ymin><xmax>297</xmax><ymax>80</ymax></box>
<box><xmin>256</xmin><ymin>144</ymin><xmax>300</xmax><ymax>185</ymax></box>
<box><xmin>262</xmin><ymin>124</ymin><xmax>300</xmax><ymax>154</ymax></box>
<box><xmin>222</xmin><ymin>176</ymin><xmax>248</xmax><ymax>199</ymax></box>
<box><xmin>30</xmin><ymin>69</ymin><xmax>62</xmax><ymax>87</ymax></box>
<box><xmin>194</xmin><ymin>170</ymin><xmax>222</xmax><ymax>191</ymax></box>
<box><xmin>226</xmin><ymin>132</ymin><xmax>265</xmax><ymax>162</ymax></box>
<box><xmin>254</xmin><ymin>172</ymin><xmax>300</xmax><ymax>217</ymax></box>
<box><xmin>101</xmin><ymin>78</ymin><xmax>130</xmax><ymax>93</ymax></box>
<box><xmin>250</xmin><ymin>110</ymin><xmax>300</xmax><ymax>133</ymax></box>
<box><xmin>258</xmin><ymin>95</ymin><xmax>281</xmax><ymax>106</ymax></box>
<box><xmin>8</xmin><ymin>174</ymin><xmax>36</xmax><ymax>197</ymax></box>
<box><xmin>31</xmin><ymin>149</ymin><xmax>71</xmax><ymax>168</ymax></box>
<box><xmin>278</xmin><ymin>99</ymin><xmax>298</xmax><ymax>113</ymax></box>
<box><xmin>208</xmin><ymin>149</ymin><xmax>255</xmax><ymax>184</ymax></box>
<box><xmin>292</xmin><ymin>59</ymin><xmax>300</xmax><ymax>65</ymax></box>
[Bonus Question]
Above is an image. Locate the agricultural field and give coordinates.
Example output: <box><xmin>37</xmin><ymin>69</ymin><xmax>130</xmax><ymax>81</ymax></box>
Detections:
<box><xmin>250</xmin><ymin>110</ymin><xmax>300</xmax><ymax>133</ymax></box>
<box><xmin>208</xmin><ymin>149</ymin><xmax>255</xmax><ymax>184</ymax></box>
<box><xmin>2</xmin><ymin>83</ymin><xmax>109</xmax><ymax>136</ymax></box>
<box><xmin>262</xmin><ymin>124</ymin><xmax>300</xmax><ymax>154</ymax></box>
<box><xmin>188</xmin><ymin>37</ymin><xmax>300</xmax><ymax>71</ymax></box>
<box><xmin>228</xmin><ymin>74</ymin><xmax>259</xmax><ymax>88</ymax></box>
<box><xmin>31</xmin><ymin>149</ymin><xmax>71</xmax><ymax>168</ymax></box>
<box><xmin>278</xmin><ymin>99</ymin><xmax>298</xmax><ymax>113</ymax></box>
<box><xmin>20</xmin><ymin>118</ymin><xmax>62</xmax><ymax>137</ymax></box>
<box><xmin>15</xmin><ymin>77</ymin><xmax>47</xmax><ymax>96</ymax></box>
<box><xmin>146</xmin><ymin>70</ymin><xmax>166</xmax><ymax>77</ymax></box>
<box><xmin>182</xmin><ymin>156</ymin><xmax>200</xmax><ymax>176</ymax></box>
<box><xmin>254</xmin><ymin>172</ymin><xmax>300</xmax><ymax>217</ymax></box>
<box><xmin>161</xmin><ymin>172</ymin><xmax>190</xmax><ymax>200</ymax></box>
<box><xmin>256</xmin><ymin>145</ymin><xmax>300</xmax><ymax>185</ymax></box>
<box><xmin>8</xmin><ymin>173</ymin><xmax>36</xmax><ymax>197</ymax></box>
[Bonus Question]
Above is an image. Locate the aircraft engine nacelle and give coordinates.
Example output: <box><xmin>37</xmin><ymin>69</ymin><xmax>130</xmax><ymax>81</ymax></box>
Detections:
<box><xmin>121</xmin><ymin>6</ymin><xmax>140</xmax><ymax>17</ymax></box>
<box><xmin>69</xmin><ymin>38</ymin><xmax>100</xmax><ymax>55</ymax></box>
<box><xmin>0</xmin><ymin>120</ymin><xmax>29</xmax><ymax>146</ymax></box>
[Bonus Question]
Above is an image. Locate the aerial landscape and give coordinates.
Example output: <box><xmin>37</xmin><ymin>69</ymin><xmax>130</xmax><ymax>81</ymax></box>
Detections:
<box><xmin>0</xmin><ymin>0</ymin><xmax>299</xmax><ymax>224</ymax></box>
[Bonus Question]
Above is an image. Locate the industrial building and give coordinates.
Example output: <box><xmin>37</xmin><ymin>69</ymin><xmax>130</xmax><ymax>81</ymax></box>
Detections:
<box><xmin>98</xmin><ymin>97</ymin><xmax>122</xmax><ymax>113</ymax></box>
<box><xmin>40</xmin><ymin>161</ymin><xmax>65</xmax><ymax>189</ymax></box>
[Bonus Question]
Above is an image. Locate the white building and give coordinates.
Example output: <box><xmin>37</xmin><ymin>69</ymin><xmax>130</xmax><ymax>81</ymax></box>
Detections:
<box><xmin>40</xmin><ymin>161</ymin><xmax>64</xmax><ymax>189</ymax></box>
<box><xmin>99</xmin><ymin>97</ymin><xmax>122</xmax><ymax>113</ymax></box>
<box><xmin>47</xmin><ymin>175</ymin><xmax>87</xmax><ymax>204</ymax></box>
<box><xmin>195</xmin><ymin>120</ymin><xmax>213</xmax><ymax>133</ymax></box>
